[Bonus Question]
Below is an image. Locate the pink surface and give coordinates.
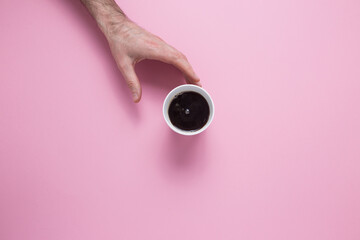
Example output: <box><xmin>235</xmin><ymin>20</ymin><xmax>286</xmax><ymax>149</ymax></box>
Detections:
<box><xmin>1</xmin><ymin>0</ymin><xmax>360</xmax><ymax>239</ymax></box>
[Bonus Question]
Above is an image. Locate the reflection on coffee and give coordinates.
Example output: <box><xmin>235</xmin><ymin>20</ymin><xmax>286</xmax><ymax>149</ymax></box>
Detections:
<box><xmin>168</xmin><ymin>91</ymin><xmax>210</xmax><ymax>131</ymax></box>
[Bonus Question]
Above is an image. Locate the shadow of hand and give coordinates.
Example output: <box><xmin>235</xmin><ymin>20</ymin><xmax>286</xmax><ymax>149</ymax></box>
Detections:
<box><xmin>135</xmin><ymin>59</ymin><xmax>186</xmax><ymax>103</ymax></box>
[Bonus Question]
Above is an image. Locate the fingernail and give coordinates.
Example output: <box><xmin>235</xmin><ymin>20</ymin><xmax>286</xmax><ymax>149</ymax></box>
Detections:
<box><xmin>132</xmin><ymin>91</ymin><xmax>139</xmax><ymax>102</ymax></box>
<box><xmin>194</xmin><ymin>80</ymin><xmax>202</xmax><ymax>86</ymax></box>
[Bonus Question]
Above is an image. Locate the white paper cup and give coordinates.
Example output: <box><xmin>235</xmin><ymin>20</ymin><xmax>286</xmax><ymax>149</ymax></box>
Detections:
<box><xmin>163</xmin><ymin>84</ymin><xmax>215</xmax><ymax>136</ymax></box>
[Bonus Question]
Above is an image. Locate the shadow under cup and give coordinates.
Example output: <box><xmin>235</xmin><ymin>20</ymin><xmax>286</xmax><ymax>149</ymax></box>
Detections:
<box><xmin>163</xmin><ymin>85</ymin><xmax>215</xmax><ymax>136</ymax></box>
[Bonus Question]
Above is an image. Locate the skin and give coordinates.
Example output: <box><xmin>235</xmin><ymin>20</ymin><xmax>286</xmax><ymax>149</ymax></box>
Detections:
<box><xmin>81</xmin><ymin>0</ymin><xmax>201</xmax><ymax>103</ymax></box>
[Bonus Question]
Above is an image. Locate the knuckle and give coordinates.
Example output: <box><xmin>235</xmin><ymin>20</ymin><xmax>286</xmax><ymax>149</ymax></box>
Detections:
<box><xmin>126</xmin><ymin>80</ymin><xmax>137</xmax><ymax>90</ymax></box>
<box><xmin>180</xmin><ymin>53</ymin><xmax>187</xmax><ymax>60</ymax></box>
<box><xmin>117</xmin><ymin>57</ymin><xmax>133</xmax><ymax>71</ymax></box>
<box><xmin>170</xmin><ymin>51</ymin><xmax>185</xmax><ymax>62</ymax></box>
<box><xmin>118</xmin><ymin>61</ymin><xmax>129</xmax><ymax>71</ymax></box>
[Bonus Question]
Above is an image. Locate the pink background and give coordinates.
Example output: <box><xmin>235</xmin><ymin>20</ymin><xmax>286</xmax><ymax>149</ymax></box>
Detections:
<box><xmin>1</xmin><ymin>0</ymin><xmax>360</xmax><ymax>239</ymax></box>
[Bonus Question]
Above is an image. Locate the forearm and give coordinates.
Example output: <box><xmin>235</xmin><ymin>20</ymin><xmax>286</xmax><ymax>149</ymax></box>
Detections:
<box><xmin>80</xmin><ymin>0</ymin><xmax>127</xmax><ymax>35</ymax></box>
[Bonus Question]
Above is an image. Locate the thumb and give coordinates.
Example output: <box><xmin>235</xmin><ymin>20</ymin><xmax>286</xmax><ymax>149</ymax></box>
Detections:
<box><xmin>119</xmin><ymin>63</ymin><xmax>142</xmax><ymax>103</ymax></box>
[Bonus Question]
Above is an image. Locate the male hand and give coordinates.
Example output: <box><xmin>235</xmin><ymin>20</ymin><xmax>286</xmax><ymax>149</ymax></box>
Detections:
<box><xmin>81</xmin><ymin>0</ymin><xmax>201</xmax><ymax>102</ymax></box>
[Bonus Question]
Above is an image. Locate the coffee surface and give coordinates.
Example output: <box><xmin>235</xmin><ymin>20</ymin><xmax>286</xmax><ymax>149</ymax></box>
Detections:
<box><xmin>168</xmin><ymin>91</ymin><xmax>210</xmax><ymax>131</ymax></box>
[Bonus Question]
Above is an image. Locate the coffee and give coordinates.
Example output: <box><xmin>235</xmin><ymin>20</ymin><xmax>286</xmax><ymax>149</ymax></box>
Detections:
<box><xmin>168</xmin><ymin>91</ymin><xmax>210</xmax><ymax>131</ymax></box>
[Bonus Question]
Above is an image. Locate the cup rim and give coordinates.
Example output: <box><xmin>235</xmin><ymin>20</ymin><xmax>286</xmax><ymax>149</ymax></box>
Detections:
<box><xmin>163</xmin><ymin>84</ymin><xmax>215</xmax><ymax>136</ymax></box>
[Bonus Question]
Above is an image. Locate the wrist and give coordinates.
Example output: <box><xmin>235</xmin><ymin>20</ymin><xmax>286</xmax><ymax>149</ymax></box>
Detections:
<box><xmin>100</xmin><ymin>13</ymin><xmax>129</xmax><ymax>38</ymax></box>
<box><xmin>81</xmin><ymin>0</ymin><xmax>128</xmax><ymax>36</ymax></box>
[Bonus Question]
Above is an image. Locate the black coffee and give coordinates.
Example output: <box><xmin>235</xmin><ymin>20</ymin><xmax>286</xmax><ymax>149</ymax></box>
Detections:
<box><xmin>168</xmin><ymin>91</ymin><xmax>210</xmax><ymax>131</ymax></box>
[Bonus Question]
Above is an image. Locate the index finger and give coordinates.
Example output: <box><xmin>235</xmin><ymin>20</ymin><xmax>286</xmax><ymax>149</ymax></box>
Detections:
<box><xmin>149</xmin><ymin>47</ymin><xmax>202</xmax><ymax>86</ymax></box>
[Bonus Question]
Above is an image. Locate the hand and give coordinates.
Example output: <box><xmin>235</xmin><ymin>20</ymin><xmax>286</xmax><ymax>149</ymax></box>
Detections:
<box><xmin>81</xmin><ymin>0</ymin><xmax>201</xmax><ymax>103</ymax></box>
<box><xmin>104</xmin><ymin>19</ymin><xmax>201</xmax><ymax>102</ymax></box>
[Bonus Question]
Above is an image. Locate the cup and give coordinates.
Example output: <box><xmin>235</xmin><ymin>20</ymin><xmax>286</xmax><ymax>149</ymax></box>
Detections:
<box><xmin>163</xmin><ymin>84</ymin><xmax>215</xmax><ymax>136</ymax></box>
